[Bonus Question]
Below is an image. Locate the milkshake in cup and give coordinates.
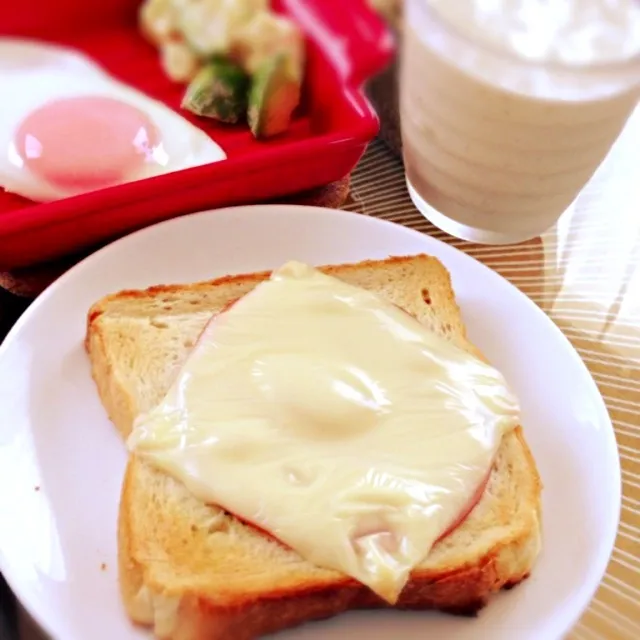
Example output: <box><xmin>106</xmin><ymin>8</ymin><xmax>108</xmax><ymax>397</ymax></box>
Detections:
<box><xmin>401</xmin><ymin>0</ymin><xmax>640</xmax><ymax>244</ymax></box>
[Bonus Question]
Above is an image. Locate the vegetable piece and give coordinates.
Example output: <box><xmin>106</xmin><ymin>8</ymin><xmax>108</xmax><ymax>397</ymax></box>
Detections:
<box><xmin>181</xmin><ymin>59</ymin><xmax>250</xmax><ymax>123</ymax></box>
<box><xmin>160</xmin><ymin>40</ymin><xmax>201</xmax><ymax>83</ymax></box>
<box><xmin>233</xmin><ymin>12</ymin><xmax>305</xmax><ymax>77</ymax></box>
<box><xmin>248</xmin><ymin>53</ymin><xmax>302</xmax><ymax>139</ymax></box>
<box><xmin>139</xmin><ymin>0</ymin><xmax>180</xmax><ymax>45</ymax></box>
<box><xmin>178</xmin><ymin>0</ymin><xmax>268</xmax><ymax>57</ymax></box>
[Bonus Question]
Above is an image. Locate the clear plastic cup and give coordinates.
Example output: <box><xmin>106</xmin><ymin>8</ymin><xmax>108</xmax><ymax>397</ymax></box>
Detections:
<box><xmin>400</xmin><ymin>0</ymin><xmax>640</xmax><ymax>245</ymax></box>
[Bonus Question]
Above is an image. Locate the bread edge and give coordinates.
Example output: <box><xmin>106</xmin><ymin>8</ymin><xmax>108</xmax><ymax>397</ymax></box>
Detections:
<box><xmin>85</xmin><ymin>255</ymin><xmax>470</xmax><ymax>441</ymax></box>
<box><xmin>118</xmin><ymin>428</ymin><xmax>541</xmax><ymax>640</ymax></box>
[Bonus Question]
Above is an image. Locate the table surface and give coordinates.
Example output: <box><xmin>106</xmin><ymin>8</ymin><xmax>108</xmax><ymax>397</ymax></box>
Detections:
<box><xmin>1</xmin><ymin>108</ymin><xmax>639</xmax><ymax>639</ymax></box>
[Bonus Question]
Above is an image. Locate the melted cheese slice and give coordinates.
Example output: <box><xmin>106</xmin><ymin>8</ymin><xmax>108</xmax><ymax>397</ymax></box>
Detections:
<box><xmin>128</xmin><ymin>261</ymin><xmax>520</xmax><ymax>603</ymax></box>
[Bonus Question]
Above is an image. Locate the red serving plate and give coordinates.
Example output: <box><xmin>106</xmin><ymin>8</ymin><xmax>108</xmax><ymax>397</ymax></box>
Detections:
<box><xmin>0</xmin><ymin>0</ymin><xmax>393</xmax><ymax>270</ymax></box>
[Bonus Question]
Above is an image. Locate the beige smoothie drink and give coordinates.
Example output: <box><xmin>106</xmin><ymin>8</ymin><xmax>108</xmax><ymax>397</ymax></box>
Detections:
<box><xmin>401</xmin><ymin>0</ymin><xmax>640</xmax><ymax>244</ymax></box>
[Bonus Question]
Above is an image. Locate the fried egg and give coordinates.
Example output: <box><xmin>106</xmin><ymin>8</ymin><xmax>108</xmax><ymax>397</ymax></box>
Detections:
<box><xmin>0</xmin><ymin>38</ymin><xmax>226</xmax><ymax>202</ymax></box>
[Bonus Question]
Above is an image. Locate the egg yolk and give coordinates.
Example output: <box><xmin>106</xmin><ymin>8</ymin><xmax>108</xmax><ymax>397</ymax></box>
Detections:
<box><xmin>14</xmin><ymin>96</ymin><xmax>162</xmax><ymax>192</ymax></box>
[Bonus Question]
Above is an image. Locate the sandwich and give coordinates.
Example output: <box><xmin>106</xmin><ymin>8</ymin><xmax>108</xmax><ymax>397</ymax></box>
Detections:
<box><xmin>86</xmin><ymin>254</ymin><xmax>542</xmax><ymax>640</ymax></box>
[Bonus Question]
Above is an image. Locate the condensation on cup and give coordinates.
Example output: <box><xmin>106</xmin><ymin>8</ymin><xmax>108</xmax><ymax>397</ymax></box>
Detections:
<box><xmin>401</xmin><ymin>0</ymin><xmax>640</xmax><ymax>245</ymax></box>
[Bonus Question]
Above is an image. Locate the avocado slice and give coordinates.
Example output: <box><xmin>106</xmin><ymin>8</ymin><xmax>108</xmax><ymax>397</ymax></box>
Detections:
<box><xmin>248</xmin><ymin>53</ymin><xmax>302</xmax><ymax>139</ymax></box>
<box><xmin>181</xmin><ymin>59</ymin><xmax>250</xmax><ymax>124</ymax></box>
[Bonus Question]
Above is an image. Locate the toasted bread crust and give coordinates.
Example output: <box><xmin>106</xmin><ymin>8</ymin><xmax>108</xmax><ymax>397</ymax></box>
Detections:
<box><xmin>86</xmin><ymin>255</ymin><xmax>478</xmax><ymax>441</ymax></box>
<box><xmin>118</xmin><ymin>430</ymin><xmax>540</xmax><ymax>640</ymax></box>
<box><xmin>88</xmin><ymin>254</ymin><xmax>542</xmax><ymax>639</ymax></box>
<box><xmin>86</xmin><ymin>255</ymin><xmax>462</xmax><ymax>332</ymax></box>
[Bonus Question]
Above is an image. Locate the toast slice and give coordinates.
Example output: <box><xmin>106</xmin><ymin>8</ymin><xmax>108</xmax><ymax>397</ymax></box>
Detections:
<box><xmin>86</xmin><ymin>255</ymin><xmax>542</xmax><ymax>640</ymax></box>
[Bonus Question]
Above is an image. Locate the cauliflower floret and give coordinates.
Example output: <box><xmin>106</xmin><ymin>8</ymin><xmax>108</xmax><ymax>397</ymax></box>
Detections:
<box><xmin>139</xmin><ymin>0</ymin><xmax>181</xmax><ymax>45</ymax></box>
<box><xmin>140</xmin><ymin>0</ymin><xmax>304</xmax><ymax>102</ymax></box>
<box><xmin>160</xmin><ymin>39</ymin><xmax>201</xmax><ymax>83</ymax></box>
<box><xmin>233</xmin><ymin>11</ymin><xmax>305</xmax><ymax>78</ymax></box>
<box><xmin>177</xmin><ymin>0</ymin><xmax>269</xmax><ymax>57</ymax></box>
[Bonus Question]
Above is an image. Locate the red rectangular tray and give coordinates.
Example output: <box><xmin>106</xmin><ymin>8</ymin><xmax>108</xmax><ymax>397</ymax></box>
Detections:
<box><xmin>0</xmin><ymin>0</ymin><xmax>393</xmax><ymax>270</ymax></box>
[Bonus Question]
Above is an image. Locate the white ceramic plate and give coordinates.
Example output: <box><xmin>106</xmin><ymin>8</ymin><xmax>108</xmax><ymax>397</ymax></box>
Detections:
<box><xmin>0</xmin><ymin>205</ymin><xmax>619</xmax><ymax>640</ymax></box>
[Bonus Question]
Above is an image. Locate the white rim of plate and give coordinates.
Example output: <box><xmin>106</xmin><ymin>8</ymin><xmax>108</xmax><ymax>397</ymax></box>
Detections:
<box><xmin>0</xmin><ymin>204</ymin><xmax>621</xmax><ymax>639</ymax></box>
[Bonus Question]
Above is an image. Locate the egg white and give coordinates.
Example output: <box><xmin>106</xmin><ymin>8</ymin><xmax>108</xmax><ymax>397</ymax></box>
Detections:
<box><xmin>0</xmin><ymin>39</ymin><xmax>226</xmax><ymax>202</ymax></box>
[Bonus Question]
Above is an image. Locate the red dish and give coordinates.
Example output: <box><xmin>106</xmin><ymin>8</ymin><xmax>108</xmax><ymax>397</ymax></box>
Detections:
<box><xmin>0</xmin><ymin>0</ymin><xmax>393</xmax><ymax>270</ymax></box>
